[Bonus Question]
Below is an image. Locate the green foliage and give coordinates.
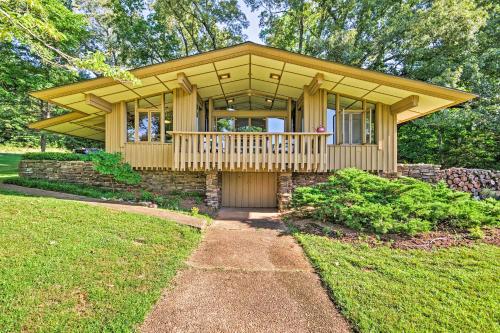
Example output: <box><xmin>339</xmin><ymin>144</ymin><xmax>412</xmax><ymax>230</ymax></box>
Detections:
<box><xmin>292</xmin><ymin>168</ymin><xmax>499</xmax><ymax>235</ymax></box>
<box><xmin>23</xmin><ymin>152</ymin><xmax>89</xmax><ymax>161</ymax></box>
<box><xmin>0</xmin><ymin>152</ymin><xmax>22</xmax><ymax>178</ymax></box>
<box><xmin>398</xmin><ymin>106</ymin><xmax>499</xmax><ymax>170</ymax></box>
<box><xmin>237</xmin><ymin>125</ymin><xmax>263</xmax><ymax>132</ymax></box>
<box><xmin>87</xmin><ymin>151</ymin><xmax>141</xmax><ymax>185</ymax></box>
<box><xmin>0</xmin><ymin>0</ymin><xmax>137</xmax><ymax>82</ymax></box>
<box><xmin>468</xmin><ymin>226</ymin><xmax>485</xmax><ymax>239</ymax></box>
<box><xmin>22</xmin><ymin>151</ymin><xmax>142</xmax><ymax>185</ymax></box>
<box><xmin>296</xmin><ymin>233</ymin><xmax>500</xmax><ymax>332</ymax></box>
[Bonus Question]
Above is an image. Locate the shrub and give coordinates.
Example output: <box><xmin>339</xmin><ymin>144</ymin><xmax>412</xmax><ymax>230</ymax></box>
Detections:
<box><xmin>23</xmin><ymin>152</ymin><xmax>89</xmax><ymax>161</ymax></box>
<box><xmin>87</xmin><ymin>151</ymin><xmax>141</xmax><ymax>185</ymax></box>
<box><xmin>23</xmin><ymin>151</ymin><xmax>141</xmax><ymax>185</ymax></box>
<box><xmin>291</xmin><ymin>168</ymin><xmax>500</xmax><ymax>235</ymax></box>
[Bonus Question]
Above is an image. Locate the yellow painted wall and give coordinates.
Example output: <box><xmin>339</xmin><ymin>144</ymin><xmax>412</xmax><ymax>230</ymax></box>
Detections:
<box><xmin>302</xmin><ymin>87</ymin><xmax>327</xmax><ymax>132</ymax></box>
<box><xmin>173</xmin><ymin>86</ymin><xmax>198</xmax><ymax>131</ymax></box>
<box><xmin>105</xmin><ymin>102</ymin><xmax>123</xmax><ymax>153</ymax></box>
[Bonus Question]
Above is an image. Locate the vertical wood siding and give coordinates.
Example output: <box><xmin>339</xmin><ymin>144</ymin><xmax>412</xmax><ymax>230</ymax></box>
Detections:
<box><xmin>302</xmin><ymin>88</ymin><xmax>327</xmax><ymax>131</ymax></box>
<box><xmin>105</xmin><ymin>102</ymin><xmax>123</xmax><ymax>153</ymax></box>
<box><xmin>222</xmin><ymin>172</ymin><xmax>277</xmax><ymax>207</ymax></box>
<box><xmin>123</xmin><ymin>143</ymin><xmax>172</xmax><ymax>169</ymax></box>
<box><xmin>326</xmin><ymin>102</ymin><xmax>397</xmax><ymax>172</ymax></box>
<box><xmin>173</xmin><ymin>86</ymin><xmax>198</xmax><ymax>131</ymax></box>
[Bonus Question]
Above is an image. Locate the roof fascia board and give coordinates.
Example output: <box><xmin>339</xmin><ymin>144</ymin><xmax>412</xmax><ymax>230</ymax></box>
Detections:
<box><xmin>28</xmin><ymin>111</ymin><xmax>88</xmax><ymax>129</ymax></box>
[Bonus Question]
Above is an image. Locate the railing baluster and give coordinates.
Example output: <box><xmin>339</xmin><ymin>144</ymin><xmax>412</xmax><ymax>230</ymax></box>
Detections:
<box><xmin>267</xmin><ymin>134</ymin><xmax>272</xmax><ymax>171</ymax></box>
<box><xmin>187</xmin><ymin>134</ymin><xmax>192</xmax><ymax>169</ymax></box>
<box><xmin>236</xmin><ymin>135</ymin><xmax>241</xmax><ymax>169</ymax></box>
<box><xmin>242</xmin><ymin>134</ymin><xmax>247</xmax><ymax>170</ymax></box>
<box><xmin>224</xmin><ymin>133</ymin><xmax>229</xmax><ymax>168</ymax></box>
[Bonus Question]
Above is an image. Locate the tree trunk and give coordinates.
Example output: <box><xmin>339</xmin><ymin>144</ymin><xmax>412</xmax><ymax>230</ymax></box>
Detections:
<box><xmin>298</xmin><ymin>4</ymin><xmax>304</xmax><ymax>54</ymax></box>
<box><xmin>40</xmin><ymin>101</ymin><xmax>51</xmax><ymax>152</ymax></box>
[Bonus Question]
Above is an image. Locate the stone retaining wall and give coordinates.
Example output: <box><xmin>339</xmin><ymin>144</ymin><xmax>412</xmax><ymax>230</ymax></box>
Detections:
<box><xmin>398</xmin><ymin>164</ymin><xmax>499</xmax><ymax>198</ymax></box>
<box><xmin>19</xmin><ymin>159</ymin><xmax>207</xmax><ymax>196</ymax></box>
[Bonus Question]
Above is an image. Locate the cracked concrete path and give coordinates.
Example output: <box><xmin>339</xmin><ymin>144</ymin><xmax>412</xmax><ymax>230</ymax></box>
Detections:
<box><xmin>0</xmin><ymin>183</ymin><xmax>207</xmax><ymax>229</ymax></box>
<box><xmin>141</xmin><ymin>208</ymin><xmax>351</xmax><ymax>333</ymax></box>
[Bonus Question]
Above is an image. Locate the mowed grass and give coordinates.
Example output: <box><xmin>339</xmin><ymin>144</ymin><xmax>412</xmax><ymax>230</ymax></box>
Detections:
<box><xmin>0</xmin><ymin>191</ymin><xmax>201</xmax><ymax>332</ymax></box>
<box><xmin>0</xmin><ymin>153</ymin><xmax>22</xmax><ymax>178</ymax></box>
<box><xmin>295</xmin><ymin>233</ymin><xmax>500</xmax><ymax>333</ymax></box>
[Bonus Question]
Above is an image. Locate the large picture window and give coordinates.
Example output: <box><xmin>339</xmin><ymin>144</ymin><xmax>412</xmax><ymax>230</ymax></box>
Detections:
<box><xmin>126</xmin><ymin>92</ymin><xmax>173</xmax><ymax>143</ymax></box>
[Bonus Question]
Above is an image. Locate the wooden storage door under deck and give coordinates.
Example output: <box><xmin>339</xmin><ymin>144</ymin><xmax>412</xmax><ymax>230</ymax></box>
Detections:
<box><xmin>222</xmin><ymin>172</ymin><xmax>277</xmax><ymax>208</ymax></box>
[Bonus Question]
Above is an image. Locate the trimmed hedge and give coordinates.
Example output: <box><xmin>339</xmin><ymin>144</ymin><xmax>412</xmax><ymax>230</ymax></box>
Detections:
<box><xmin>23</xmin><ymin>152</ymin><xmax>90</xmax><ymax>161</ymax></box>
<box><xmin>292</xmin><ymin>168</ymin><xmax>500</xmax><ymax>235</ymax></box>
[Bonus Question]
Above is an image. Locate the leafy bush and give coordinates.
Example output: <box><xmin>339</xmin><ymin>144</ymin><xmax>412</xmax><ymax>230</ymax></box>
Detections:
<box><xmin>87</xmin><ymin>151</ymin><xmax>141</xmax><ymax>185</ymax></box>
<box><xmin>23</xmin><ymin>151</ymin><xmax>141</xmax><ymax>185</ymax></box>
<box><xmin>292</xmin><ymin>168</ymin><xmax>499</xmax><ymax>235</ymax></box>
<box><xmin>23</xmin><ymin>152</ymin><xmax>90</xmax><ymax>161</ymax></box>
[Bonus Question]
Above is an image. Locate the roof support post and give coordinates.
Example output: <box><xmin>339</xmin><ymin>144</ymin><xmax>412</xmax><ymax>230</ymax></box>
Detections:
<box><xmin>85</xmin><ymin>93</ymin><xmax>112</xmax><ymax>113</ymax></box>
<box><xmin>307</xmin><ymin>73</ymin><xmax>324</xmax><ymax>95</ymax></box>
<box><xmin>177</xmin><ymin>72</ymin><xmax>193</xmax><ymax>94</ymax></box>
<box><xmin>390</xmin><ymin>95</ymin><xmax>419</xmax><ymax>115</ymax></box>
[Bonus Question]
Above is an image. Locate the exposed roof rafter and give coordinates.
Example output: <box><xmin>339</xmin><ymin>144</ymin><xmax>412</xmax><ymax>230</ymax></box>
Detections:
<box><xmin>391</xmin><ymin>95</ymin><xmax>419</xmax><ymax>115</ymax></box>
<box><xmin>177</xmin><ymin>72</ymin><xmax>193</xmax><ymax>94</ymax></box>
<box><xmin>85</xmin><ymin>93</ymin><xmax>112</xmax><ymax>113</ymax></box>
<box><xmin>308</xmin><ymin>73</ymin><xmax>324</xmax><ymax>95</ymax></box>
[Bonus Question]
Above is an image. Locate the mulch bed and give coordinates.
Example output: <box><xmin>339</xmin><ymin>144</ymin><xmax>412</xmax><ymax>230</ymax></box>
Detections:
<box><xmin>286</xmin><ymin>214</ymin><xmax>500</xmax><ymax>250</ymax></box>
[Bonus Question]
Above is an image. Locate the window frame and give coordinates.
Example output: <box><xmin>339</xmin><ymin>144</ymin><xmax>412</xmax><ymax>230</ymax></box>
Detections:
<box><xmin>337</xmin><ymin>96</ymin><xmax>377</xmax><ymax>146</ymax></box>
<box><xmin>343</xmin><ymin>110</ymin><xmax>364</xmax><ymax>145</ymax></box>
<box><xmin>126</xmin><ymin>92</ymin><xmax>173</xmax><ymax>144</ymax></box>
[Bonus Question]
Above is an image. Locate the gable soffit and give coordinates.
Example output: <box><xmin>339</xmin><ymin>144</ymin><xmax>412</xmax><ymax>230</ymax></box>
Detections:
<box><xmin>30</xmin><ymin>43</ymin><xmax>476</xmax><ymax>125</ymax></box>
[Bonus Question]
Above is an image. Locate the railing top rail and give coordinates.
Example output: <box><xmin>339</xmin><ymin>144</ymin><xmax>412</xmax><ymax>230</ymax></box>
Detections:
<box><xmin>169</xmin><ymin>131</ymin><xmax>332</xmax><ymax>135</ymax></box>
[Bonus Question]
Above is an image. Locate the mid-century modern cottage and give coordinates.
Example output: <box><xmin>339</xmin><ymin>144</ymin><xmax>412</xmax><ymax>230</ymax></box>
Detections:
<box><xmin>28</xmin><ymin>42</ymin><xmax>476</xmax><ymax>209</ymax></box>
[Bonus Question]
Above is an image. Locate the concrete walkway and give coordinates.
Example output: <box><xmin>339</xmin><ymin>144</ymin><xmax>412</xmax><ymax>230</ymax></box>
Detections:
<box><xmin>0</xmin><ymin>183</ymin><xmax>207</xmax><ymax>229</ymax></box>
<box><xmin>141</xmin><ymin>208</ymin><xmax>351</xmax><ymax>333</ymax></box>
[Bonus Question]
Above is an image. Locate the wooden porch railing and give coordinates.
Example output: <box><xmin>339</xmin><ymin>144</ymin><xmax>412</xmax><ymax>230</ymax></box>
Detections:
<box><xmin>171</xmin><ymin>132</ymin><xmax>330</xmax><ymax>171</ymax></box>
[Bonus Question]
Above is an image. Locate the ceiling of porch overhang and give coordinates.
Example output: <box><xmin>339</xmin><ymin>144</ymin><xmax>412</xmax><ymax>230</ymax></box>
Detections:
<box><xmin>29</xmin><ymin>42</ymin><xmax>476</xmax><ymax>140</ymax></box>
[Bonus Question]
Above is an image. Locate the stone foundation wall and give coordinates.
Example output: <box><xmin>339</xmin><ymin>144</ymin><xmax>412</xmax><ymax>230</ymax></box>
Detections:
<box><xmin>205</xmin><ymin>171</ymin><xmax>222</xmax><ymax>209</ymax></box>
<box><xmin>397</xmin><ymin>164</ymin><xmax>443</xmax><ymax>183</ymax></box>
<box><xmin>19</xmin><ymin>160</ymin><xmax>207</xmax><ymax>196</ymax></box>
<box><xmin>398</xmin><ymin>163</ymin><xmax>499</xmax><ymax>198</ymax></box>
<box><xmin>277</xmin><ymin>173</ymin><xmax>292</xmax><ymax>211</ymax></box>
<box><xmin>291</xmin><ymin>172</ymin><xmax>333</xmax><ymax>190</ymax></box>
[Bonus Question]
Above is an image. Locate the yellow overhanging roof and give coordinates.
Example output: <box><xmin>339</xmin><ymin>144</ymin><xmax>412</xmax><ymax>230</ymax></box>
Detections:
<box><xmin>29</xmin><ymin>42</ymin><xmax>477</xmax><ymax>139</ymax></box>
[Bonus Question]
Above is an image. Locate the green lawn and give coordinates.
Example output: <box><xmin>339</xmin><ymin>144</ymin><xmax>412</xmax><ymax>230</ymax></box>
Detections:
<box><xmin>0</xmin><ymin>153</ymin><xmax>21</xmax><ymax>178</ymax></box>
<box><xmin>0</xmin><ymin>190</ymin><xmax>201</xmax><ymax>332</ymax></box>
<box><xmin>295</xmin><ymin>233</ymin><xmax>500</xmax><ymax>333</ymax></box>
